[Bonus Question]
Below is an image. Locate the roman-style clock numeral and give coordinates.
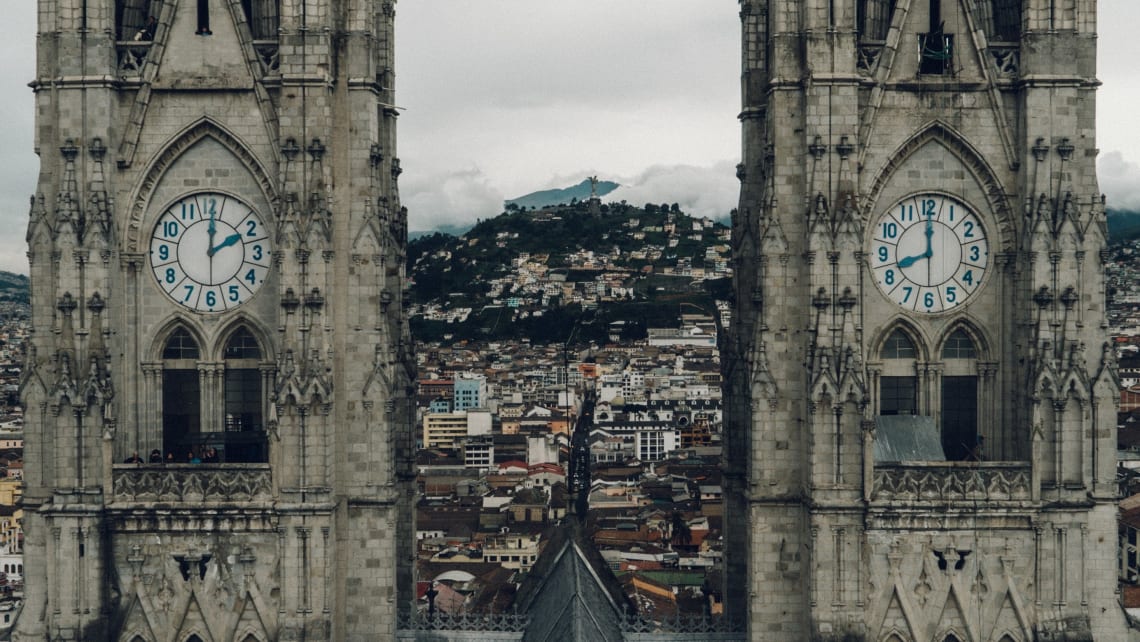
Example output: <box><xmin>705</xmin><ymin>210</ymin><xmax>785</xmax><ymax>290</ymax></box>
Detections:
<box><xmin>148</xmin><ymin>191</ymin><xmax>271</xmax><ymax>313</ymax></box>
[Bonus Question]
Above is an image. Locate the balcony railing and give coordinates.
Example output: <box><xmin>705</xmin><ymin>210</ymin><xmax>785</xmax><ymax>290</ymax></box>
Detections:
<box><xmin>872</xmin><ymin>461</ymin><xmax>1031</xmax><ymax>502</ymax></box>
<box><xmin>111</xmin><ymin>464</ymin><xmax>272</xmax><ymax>503</ymax></box>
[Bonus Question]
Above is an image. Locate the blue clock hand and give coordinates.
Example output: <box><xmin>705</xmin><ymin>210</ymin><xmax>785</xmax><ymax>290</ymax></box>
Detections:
<box><xmin>209</xmin><ymin>233</ymin><xmax>242</xmax><ymax>256</ymax></box>
<box><xmin>899</xmin><ymin>217</ymin><xmax>937</xmax><ymax>268</ymax></box>
<box><xmin>924</xmin><ymin>217</ymin><xmax>933</xmax><ymax>254</ymax></box>
<box><xmin>897</xmin><ymin>253</ymin><xmax>926</xmax><ymax>268</ymax></box>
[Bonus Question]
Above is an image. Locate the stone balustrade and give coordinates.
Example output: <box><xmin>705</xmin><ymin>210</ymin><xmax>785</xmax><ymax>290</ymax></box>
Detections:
<box><xmin>872</xmin><ymin>461</ymin><xmax>1031</xmax><ymax>503</ymax></box>
<box><xmin>111</xmin><ymin>464</ymin><xmax>272</xmax><ymax>503</ymax></box>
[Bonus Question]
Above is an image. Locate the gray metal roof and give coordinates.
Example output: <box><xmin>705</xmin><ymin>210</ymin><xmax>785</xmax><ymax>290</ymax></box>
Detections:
<box><xmin>873</xmin><ymin>415</ymin><xmax>946</xmax><ymax>462</ymax></box>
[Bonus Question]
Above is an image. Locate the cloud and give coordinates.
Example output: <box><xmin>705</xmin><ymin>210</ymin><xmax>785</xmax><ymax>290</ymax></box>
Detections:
<box><xmin>1098</xmin><ymin>151</ymin><xmax>1140</xmax><ymax>211</ymax></box>
<box><xmin>404</xmin><ymin>168</ymin><xmax>506</xmax><ymax>232</ymax></box>
<box><xmin>608</xmin><ymin>161</ymin><xmax>738</xmax><ymax>220</ymax></box>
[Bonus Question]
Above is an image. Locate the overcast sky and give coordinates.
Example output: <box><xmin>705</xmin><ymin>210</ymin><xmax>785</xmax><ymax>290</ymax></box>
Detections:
<box><xmin>0</xmin><ymin>2</ymin><xmax>1137</xmax><ymax>274</ymax></box>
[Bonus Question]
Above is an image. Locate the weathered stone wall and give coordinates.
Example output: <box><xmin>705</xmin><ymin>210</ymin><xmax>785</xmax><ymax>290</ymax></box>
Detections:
<box><xmin>20</xmin><ymin>0</ymin><xmax>412</xmax><ymax>639</ymax></box>
<box><xmin>730</xmin><ymin>0</ymin><xmax>1125</xmax><ymax>639</ymax></box>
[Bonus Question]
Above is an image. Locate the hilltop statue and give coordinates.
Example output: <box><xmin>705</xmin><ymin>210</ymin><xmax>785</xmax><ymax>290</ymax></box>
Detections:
<box><xmin>588</xmin><ymin>176</ymin><xmax>599</xmax><ymax>200</ymax></box>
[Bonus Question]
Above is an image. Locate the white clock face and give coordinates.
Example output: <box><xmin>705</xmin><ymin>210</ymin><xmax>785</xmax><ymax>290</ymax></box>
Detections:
<box><xmin>870</xmin><ymin>194</ymin><xmax>988</xmax><ymax>313</ymax></box>
<box><xmin>149</xmin><ymin>192</ymin><xmax>271</xmax><ymax>312</ymax></box>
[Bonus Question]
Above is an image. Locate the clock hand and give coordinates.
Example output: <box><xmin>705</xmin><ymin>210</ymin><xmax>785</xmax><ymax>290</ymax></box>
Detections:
<box><xmin>924</xmin><ymin>216</ymin><xmax>934</xmax><ymax>256</ymax></box>
<box><xmin>898</xmin><ymin>217</ymin><xmax>937</xmax><ymax>268</ymax></box>
<box><xmin>897</xmin><ymin>252</ymin><xmax>927</xmax><ymax>268</ymax></box>
<box><xmin>209</xmin><ymin>233</ymin><xmax>242</xmax><ymax>256</ymax></box>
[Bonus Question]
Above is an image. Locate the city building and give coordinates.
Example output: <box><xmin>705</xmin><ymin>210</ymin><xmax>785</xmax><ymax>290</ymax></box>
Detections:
<box><xmin>454</xmin><ymin>373</ymin><xmax>488</xmax><ymax>411</ymax></box>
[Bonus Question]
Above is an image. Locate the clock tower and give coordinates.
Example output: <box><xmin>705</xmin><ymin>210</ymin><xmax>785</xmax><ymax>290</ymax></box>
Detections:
<box><xmin>19</xmin><ymin>0</ymin><xmax>414</xmax><ymax>639</ymax></box>
<box><xmin>726</xmin><ymin>0</ymin><xmax>1126</xmax><ymax>639</ymax></box>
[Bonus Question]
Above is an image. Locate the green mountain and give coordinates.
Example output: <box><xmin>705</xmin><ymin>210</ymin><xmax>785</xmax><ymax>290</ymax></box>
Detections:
<box><xmin>1107</xmin><ymin>208</ymin><xmax>1140</xmax><ymax>243</ymax></box>
<box><xmin>0</xmin><ymin>272</ymin><xmax>29</xmax><ymax>305</ymax></box>
<box><xmin>505</xmin><ymin>179</ymin><xmax>619</xmax><ymax>211</ymax></box>
<box><xmin>406</xmin><ymin>200</ymin><xmax>730</xmax><ymax>343</ymax></box>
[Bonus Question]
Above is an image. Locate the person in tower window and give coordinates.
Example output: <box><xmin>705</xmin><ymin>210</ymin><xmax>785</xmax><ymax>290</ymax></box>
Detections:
<box><xmin>123</xmin><ymin>451</ymin><xmax>142</xmax><ymax>464</ymax></box>
<box><xmin>196</xmin><ymin>0</ymin><xmax>212</xmax><ymax>35</ymax></box>
<box><xmin>134</xmin><ymin>16</ymin><xmax>156</xmax><ymax>41</ymax></box>
<box><xmin>148</xmin><ymin>449</ymin><xmax>163</xmax><ymax>464</ymax></box>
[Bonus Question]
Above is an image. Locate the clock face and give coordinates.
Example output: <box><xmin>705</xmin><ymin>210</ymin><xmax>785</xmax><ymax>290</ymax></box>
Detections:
<box><xmin>869</xmin><ymin>194</ymin><xmax>988</xmax><ymax>313</ymax></box>
<box><xmin>149</xmin><ymin>192</ymin><xmax>271</xmax><ymax>312</ymax></box>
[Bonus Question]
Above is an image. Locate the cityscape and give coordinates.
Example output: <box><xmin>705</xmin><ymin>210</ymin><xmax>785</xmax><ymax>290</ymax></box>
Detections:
<box><xmin>4</xmin><ymin>212</ymin><xmax>1140</xmax><ymax>630</ymax></box>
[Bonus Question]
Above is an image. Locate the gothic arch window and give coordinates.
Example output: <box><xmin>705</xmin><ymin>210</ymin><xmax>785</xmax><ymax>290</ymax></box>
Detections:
<box><xmin>186</xmin><ymin>635</ymin><xmax>204</xmax><ymax>642</ymax></box>
<box><xmin>942</xmin><ymin>635</ymin><xmax>962</xmax><ymax>642</ymax></box>
<box><xmin>941</xmin><ymin>328</ymin><xmax>980</xmax><ymax>461</ymax></box>
<box><xmin>221</xmin><ymin>327</ymin><xmax>268</xmax><ymax>463</ymax></box>
<box><xmin>155</xmin><ymin>323</ymin><xmax>269</xmax><ymax>464</ymax></box>
<box><xmin>879</xmin><ymin>328</ymin><xmax>918</xmax><ymax>415</ymax></box>
<box><xmin>162</xmin><ymin>327</ymin><xmax>201</xmax><ymax>460</ymax></box>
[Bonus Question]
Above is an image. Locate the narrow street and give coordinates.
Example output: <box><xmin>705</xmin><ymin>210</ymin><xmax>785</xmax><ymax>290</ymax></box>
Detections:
<box><xmin>569</xmin><ymin>391</ymin><xmax>594</xmax><ymax>520</ymax></box>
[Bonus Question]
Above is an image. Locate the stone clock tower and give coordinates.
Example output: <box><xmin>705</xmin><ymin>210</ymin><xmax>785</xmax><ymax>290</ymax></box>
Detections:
<box><xmin>726</xmin><ymin>0</ymin><xmax>1126</xmax><ymax>640</ymax></box>
<box><xmin>19</xmin><ymin>0</ymin><xmax>414</xmax><ymax>639</ymax></box>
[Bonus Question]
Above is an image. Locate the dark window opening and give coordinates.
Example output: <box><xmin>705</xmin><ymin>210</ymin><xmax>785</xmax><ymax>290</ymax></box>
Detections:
<box><xmin>163</xmin><ymin>369</ymin><xmax>200</xmax><ymax>459</ymax></box>
<box><xmin>196</xmin><ymin>0</ymin><xmax>212</xmax><ymax>35</ymax></box>
<box><xmin>223</xmin><ymin>369</ymin><xmax>265</xmax><ymax>462</ymax></box>
<box><xmin>942</xmin><ymin>376</ymin><xmax>978</xmax><ymax>460</ymax></box>
<box><xmin>220</xmin><ymin>327</ymin><xmax>267</xmax><ymax>463</ymax></box>
<box><xmin>919</xmin><ymin>32</ymin><xmax>954</xmax><ymax>75</ymax></box>
<box><xmin>857</xmin><ymin>0</ymin><xmax>897</xmax><ymax>40</ymax></box>
<box><xmin>989</xmin><ymin>0</ymin><xmax>1021</xmax><ymax>41</ymax></box>
<box><xmin>880</xmin><ymin>377</ymin><xmax>917</xmax><ymax>415</ymax></box>
<box><xmin>919</xmin><ymin>0</ymin><xmax>953</xmax><ymax>75</ymax></box>
<box><xmin>115</xmin><ymin>0</ymin><xmax>158</xmax><ymax>41</ymax></box>
<box><xmin>240</xmin><ymin>0</ymin><xmax>280</xmax><ymax>39</ymax></box>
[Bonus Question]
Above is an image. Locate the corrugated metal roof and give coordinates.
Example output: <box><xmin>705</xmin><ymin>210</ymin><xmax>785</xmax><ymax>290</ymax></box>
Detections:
<box><xmin>873</xmin><ymin>415</ymin><xmax>946</xmax><ymax>462</ymax></box>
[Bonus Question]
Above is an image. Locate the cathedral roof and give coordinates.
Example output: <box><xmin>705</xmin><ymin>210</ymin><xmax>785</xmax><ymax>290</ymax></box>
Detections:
<box><xmin>514</xmin><ymin>521</ymin><xmax>632</xmax><ymax>642</ymax></box>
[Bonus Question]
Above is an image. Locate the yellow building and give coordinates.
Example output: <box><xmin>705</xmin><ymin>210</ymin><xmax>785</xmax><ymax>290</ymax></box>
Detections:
<box><xmin>422</xmin><ymin>412</ymin><xmax>469</xmax><ymax>450</ymax></box>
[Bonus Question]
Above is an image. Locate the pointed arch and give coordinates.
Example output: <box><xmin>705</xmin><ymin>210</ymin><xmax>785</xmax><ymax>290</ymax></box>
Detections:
<box><xmin>212</xmin><ymin>313</ymin><xmax>275</xmax><ymax>363</ymax></box>
<box><xmin>935</xmin><ymin>318</ymin><xmax>992</xmax><ymax>362</ymax></box>
<box><xmin>148</xmin><ymin>315</ymin><xmax>207</xmax><ymax>362</ymax></box>
<box><xmin>871</xmin><ymin>317</ymin><xmax>931</xmax><ymax>362</ymax></box>
<box><xmin>215</xmin><ymin>318</ymin><xmax>272</xmax><ymax>464</ymax></box>
<box><xmin>865</xmin><ymin>121</ymin><xmax>1015</xmax><ymax>251</ymax></box>
<box><xmin>125</xmin><ymin>118</ymin><xmax>278</xmax><ymax>252</ymax></box>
